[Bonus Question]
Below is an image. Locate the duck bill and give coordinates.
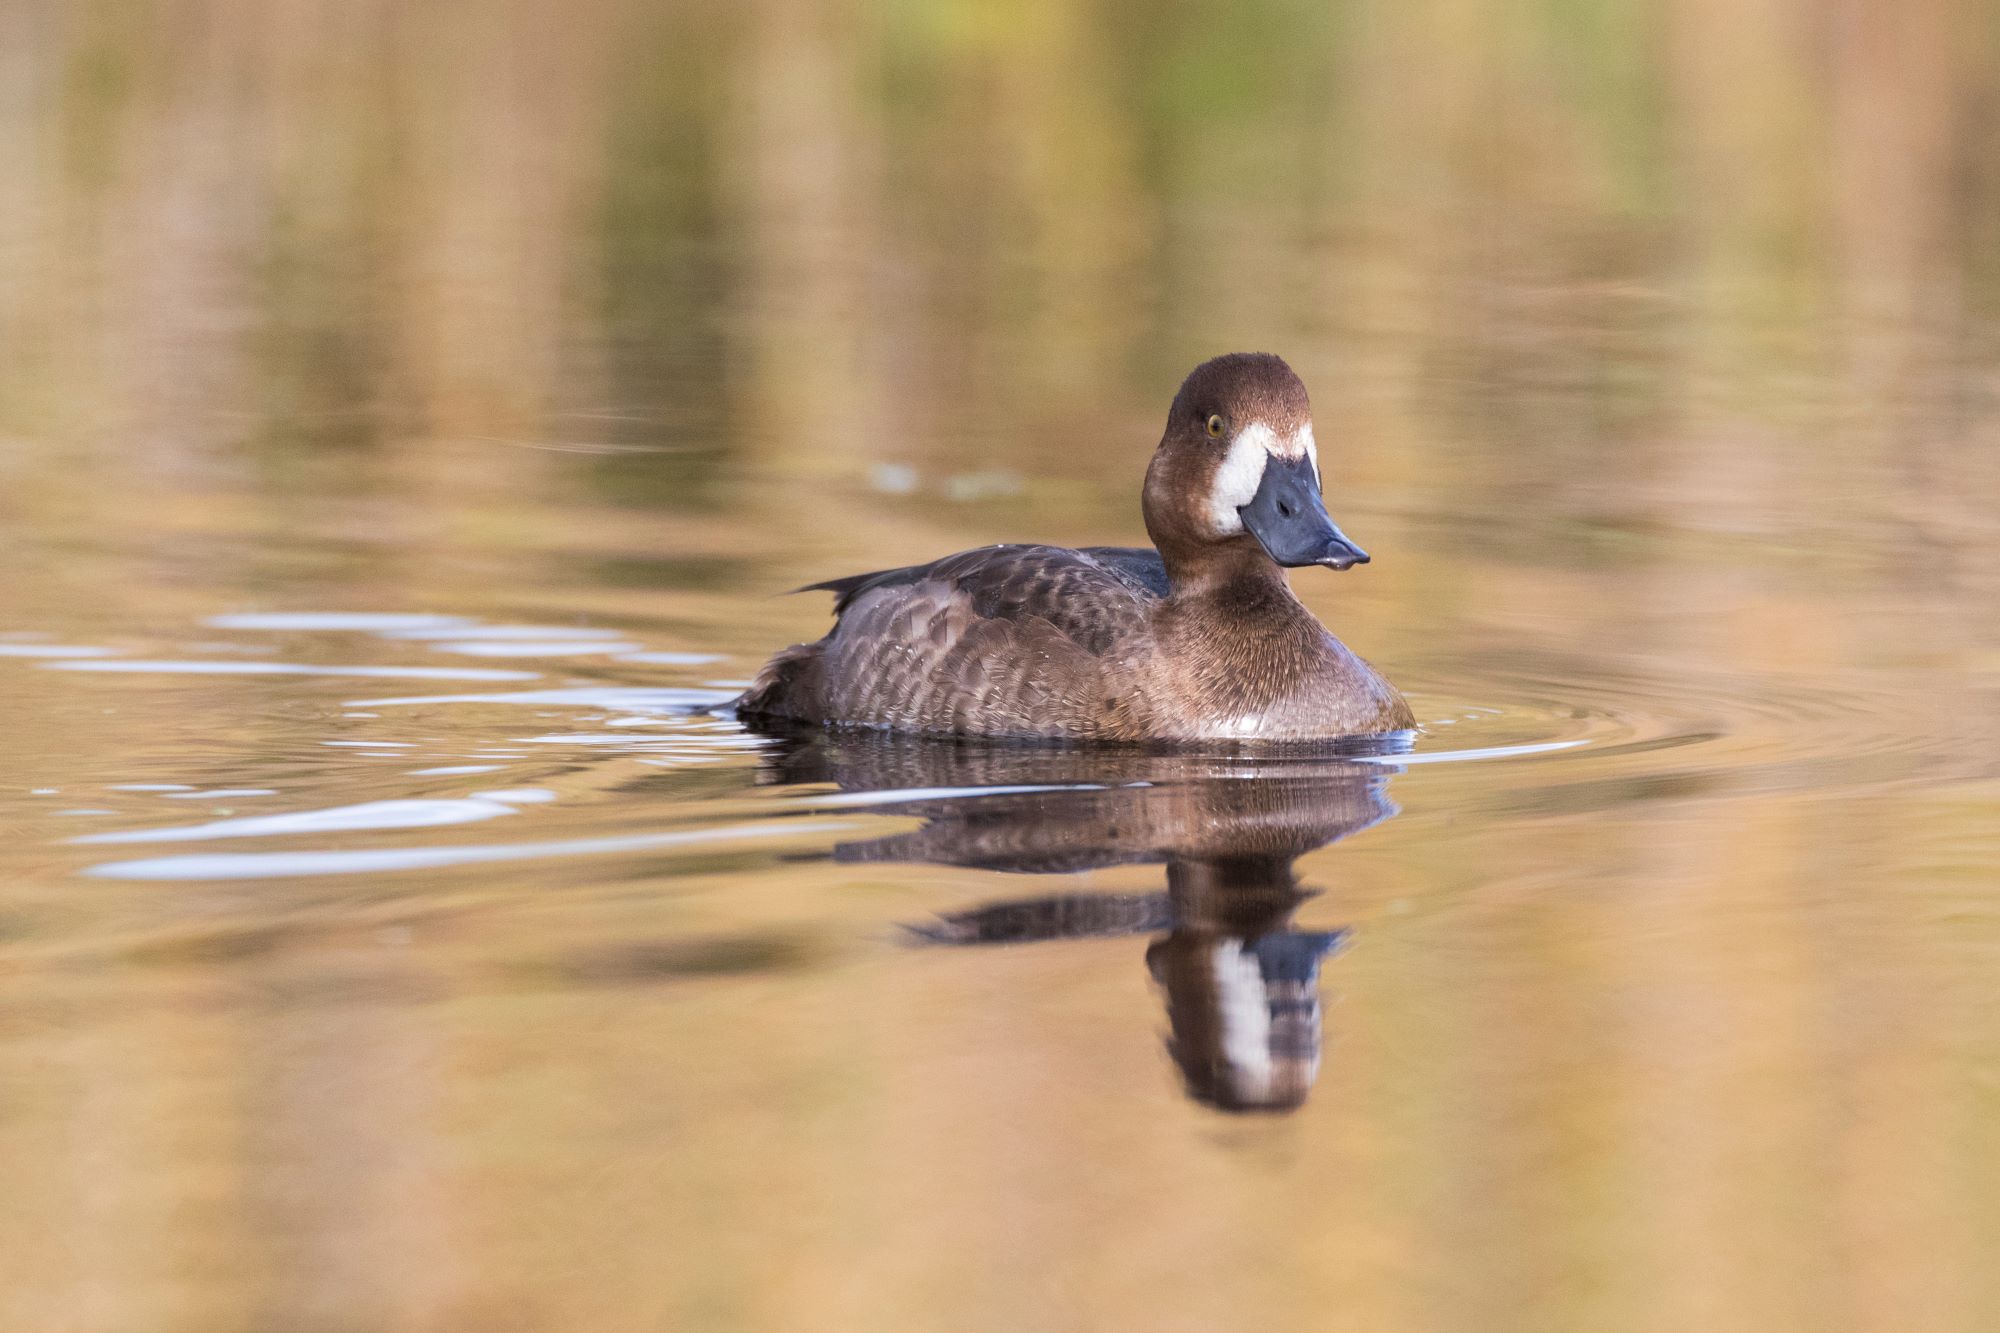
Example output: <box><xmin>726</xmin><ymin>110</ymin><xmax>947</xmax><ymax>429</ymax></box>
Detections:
<box><xmin>1236</xmin><ymin>454</ymin><xmax>1372</xmax><ymax>570</ymax></box>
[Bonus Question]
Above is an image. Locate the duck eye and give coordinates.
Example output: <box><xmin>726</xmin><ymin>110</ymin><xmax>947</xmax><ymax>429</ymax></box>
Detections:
<box><xmin>1205</xmin><ymin>414</ymin><xmax>1224</xmax><ymax>438</ymax></box>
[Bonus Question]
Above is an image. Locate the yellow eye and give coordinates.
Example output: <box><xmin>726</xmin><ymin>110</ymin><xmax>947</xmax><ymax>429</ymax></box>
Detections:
<box><xmin>1205</xmin><ymin>414</ymin><xmax>1224</xmax><ymax>438</ymax></box>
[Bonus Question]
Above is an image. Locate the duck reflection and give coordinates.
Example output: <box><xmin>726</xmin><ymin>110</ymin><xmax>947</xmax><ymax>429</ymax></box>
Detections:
<box><xmin>754</xmin><ymin>730</ymin><xmax>1404</xmax><ymax>1113</ymax></box>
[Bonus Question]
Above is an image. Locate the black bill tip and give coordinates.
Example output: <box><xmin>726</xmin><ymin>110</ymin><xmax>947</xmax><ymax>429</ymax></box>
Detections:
<box><xmin>1319</xmin><ymin>541</ymin><xmax>1370</xmax><ymax>571</ymax></box>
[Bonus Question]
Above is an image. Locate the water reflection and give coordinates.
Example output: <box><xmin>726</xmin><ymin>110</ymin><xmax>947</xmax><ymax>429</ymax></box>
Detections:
<box><xmin>757</xmin><ymin>730</ymin><xmax>1401</xmax><ymax>1112</ymax></box>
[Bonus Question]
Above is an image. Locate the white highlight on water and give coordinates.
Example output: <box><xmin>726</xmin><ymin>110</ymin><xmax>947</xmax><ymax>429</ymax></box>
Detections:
<box><xmin>378</xmin><ymin>624</ymin><xmax>629</xmax><ymax>642</ymax></box>
<box><xmin>616</xmin><ymin>651</ymin><xmax>726</xmax><ymax>666</ymax></box>
<box><xmin>47</xmin><ymin>661</ymin><xmax>540</xmax><ymax>681</ymax></box>
<box><xmin>431</xmin><ymin>640</ymin><xmax>643</xmax><ymax>658</ymax></box>
<box><xmin>1348</xmin><ymin>739</ymin><xmax>1589</xmax><ymax>765</ymax></box>
<box><xmin>75</xmin><ymin>794</ymin><xmax>532</xmax><ymax>844</ymax></box>
<box><xmin>0</xmin><ymin>644</ymin><xmax>124</xmax><ymax>657</ymax></box>
<box><xmin>354</xmin><ymin>686</ymin><xmax>730</xmax><ymax>710</ymax></box>
<box><xmin>84</xmin><ymin>818</ymin><xmax>858</xmax><ymax>881</ymax></box>
<box><xmin>207</xmin><ymin>613</ymin><xmax>473</xmax><ymax>631</ymax></box>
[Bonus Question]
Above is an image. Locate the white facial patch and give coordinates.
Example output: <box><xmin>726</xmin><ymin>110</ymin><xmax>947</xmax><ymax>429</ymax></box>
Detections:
<box><xmin>1205</xmin><ymin>433</ymin><xmax>1268</xmax><ymax>534</ymax></box>
<box><xmin>1204</xmin><ymin>420</ymin><xmax>1321</xmax><ymax>534</ymax></box>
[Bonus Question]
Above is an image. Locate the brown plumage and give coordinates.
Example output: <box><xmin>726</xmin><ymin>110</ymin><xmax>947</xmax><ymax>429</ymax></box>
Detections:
<box><xmin>737</xmin><ymin>352</ymin><xmax>1414</xmax><ymax>741</ymax></box>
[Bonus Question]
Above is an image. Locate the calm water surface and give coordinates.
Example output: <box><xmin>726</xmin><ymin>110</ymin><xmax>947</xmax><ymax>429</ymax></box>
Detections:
<box><xmin>4</xmin><ymin>3</ymin><xmax>2000</xmax><ymax>1330</ymax></box>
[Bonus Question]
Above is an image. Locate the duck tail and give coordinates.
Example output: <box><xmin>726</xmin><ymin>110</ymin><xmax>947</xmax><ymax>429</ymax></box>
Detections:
<box><xmin>734</xmin><ymin>640</ymin><xmax>822</xmax><ymax>720</ymax></box>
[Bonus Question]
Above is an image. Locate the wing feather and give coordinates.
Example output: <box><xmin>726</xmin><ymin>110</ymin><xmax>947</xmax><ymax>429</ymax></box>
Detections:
<box><xmin>748</xmin><ymin>544</ymin><xmax>1163</xmax><ymax>738</ymax></box>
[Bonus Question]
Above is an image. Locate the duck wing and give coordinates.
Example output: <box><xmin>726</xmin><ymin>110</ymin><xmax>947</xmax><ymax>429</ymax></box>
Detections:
<box><xmin>803</xmin><ymin>543</ymin><xmax>1166</xmax><ymax>645</ymax></box>
<box><xmin>743</xmin><ymin>544</ymin><xmax>1162</xmax><ymax>737</ymax></box>
<box><xmin>1075</xmin><ymin>545</ymin><xmax>1170</xmax><ymax>598</ymax></box>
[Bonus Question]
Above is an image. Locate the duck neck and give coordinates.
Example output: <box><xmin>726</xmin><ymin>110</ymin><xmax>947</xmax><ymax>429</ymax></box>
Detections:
<box><xmin>1162</xmin><ymin>542</ymin><xmax>1300</xmax><ymax>608</ymax></box>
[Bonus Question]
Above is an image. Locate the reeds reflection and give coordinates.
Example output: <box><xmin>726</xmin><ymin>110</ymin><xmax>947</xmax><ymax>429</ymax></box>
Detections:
<box><xmin>756</xmin><ymin>730</ymin><xmax>1401</xmax><ymax>1112</ymax></box>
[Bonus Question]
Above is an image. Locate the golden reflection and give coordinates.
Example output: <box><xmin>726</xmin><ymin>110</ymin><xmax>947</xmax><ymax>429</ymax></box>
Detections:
<box><xmin>756</xmin><ymin>731</ymin><xmax>1399</xmax><ymax>1112</ymax></box>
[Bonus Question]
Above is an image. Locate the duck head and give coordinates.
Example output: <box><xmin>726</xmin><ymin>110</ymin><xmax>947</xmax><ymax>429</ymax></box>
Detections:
<box><xmin>1143</xmin><ymin>353</ymin><xmax>1372</xmax><ymax>583</ymax></box>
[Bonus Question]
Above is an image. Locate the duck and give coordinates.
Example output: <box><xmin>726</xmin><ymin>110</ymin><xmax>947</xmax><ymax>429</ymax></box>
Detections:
<box><xmin>736</xmin><ymin>352</ymin><xmax>1413</xmax><ymax>742</ymax></box>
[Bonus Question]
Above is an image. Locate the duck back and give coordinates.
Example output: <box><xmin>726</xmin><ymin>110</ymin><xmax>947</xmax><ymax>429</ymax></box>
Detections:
<box><xmin>737</xmin><ymin>544</ymin><xmax>1164</xmax><ymax>740</ymax></box>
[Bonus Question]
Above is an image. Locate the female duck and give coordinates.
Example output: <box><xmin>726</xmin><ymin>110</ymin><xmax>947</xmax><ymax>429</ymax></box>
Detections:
<box><xmin>737</xmin><ymin>353</ymin><xmax>1412</xmax><ymax>741</ymax></box>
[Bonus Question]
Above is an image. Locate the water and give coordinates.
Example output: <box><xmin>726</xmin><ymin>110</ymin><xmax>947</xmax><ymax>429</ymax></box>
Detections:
<box><xmin>5</xmin><ymin>2</ymin><xmax>2000</xmax><ymax>1329</ymax></box>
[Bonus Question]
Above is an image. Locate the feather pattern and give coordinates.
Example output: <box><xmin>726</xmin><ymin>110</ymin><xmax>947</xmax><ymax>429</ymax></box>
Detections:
<box><xmin>742</xmin><ymin>544</ymin><xmax>1159</xmax><ymax>740</ymax></box>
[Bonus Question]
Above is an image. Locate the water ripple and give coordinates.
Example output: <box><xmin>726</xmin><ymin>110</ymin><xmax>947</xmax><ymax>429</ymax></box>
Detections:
<box><xmin>84</xmin><ymin>818</ymin><xmax>858</xmax><ymax>881</ymax></box>
<box><xmin>77</xmin><ymin>795</ymin><xmax>530</xmax><ymax>844</ymax></box>
<box><xmin>48</xmin><ymin>660</ymin><xmax>541</xmax><ymax>681</ymax></box>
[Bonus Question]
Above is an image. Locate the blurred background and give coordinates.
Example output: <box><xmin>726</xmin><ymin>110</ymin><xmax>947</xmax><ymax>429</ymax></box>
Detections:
<box><xmin>2</xmin><ymin>0</ymin><xmax>1998</xmax><ymax>1330</ymax></box>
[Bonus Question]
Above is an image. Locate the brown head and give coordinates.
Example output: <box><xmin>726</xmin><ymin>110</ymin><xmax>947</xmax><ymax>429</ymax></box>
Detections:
<box><xmin>1142</xmin><ymin>353</ymin><xmax>1371</xmax><ymax>588</ymax></box>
